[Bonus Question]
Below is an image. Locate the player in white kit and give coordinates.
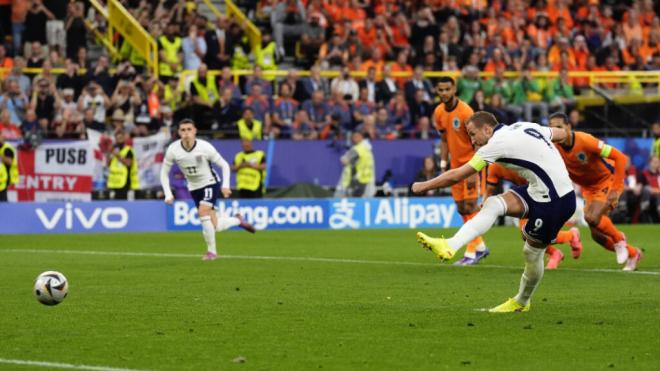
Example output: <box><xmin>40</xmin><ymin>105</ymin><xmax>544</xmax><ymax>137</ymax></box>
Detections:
<box><xmin>160</xmin><ymin>119</ymin><xmax>255</xmax><ymax>261</ymax></box>
<box><xmin>412</xmin><ymin>112</ymin><xmax>576</xmax><ymax>312</ymax></box>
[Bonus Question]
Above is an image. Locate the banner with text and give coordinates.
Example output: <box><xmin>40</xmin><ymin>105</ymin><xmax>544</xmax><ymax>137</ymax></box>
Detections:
<box><xmin>9</xmin><ymin>141</ymin><xmax>94</xmax><ymax>201</ymax></box>
<box><xmin>0</xmin><ymin>198</ymin><xmax>460</xmax><ymax>234</ymax></box>
<box><xmin>0</xmin><ymin>201</ymin><xmax>166</xmax><ymax>234</ymax></box>
<box><xmin>168</xmin><ymin>197</ymin><xmax>461</xmax><ymax>231</ymax></box>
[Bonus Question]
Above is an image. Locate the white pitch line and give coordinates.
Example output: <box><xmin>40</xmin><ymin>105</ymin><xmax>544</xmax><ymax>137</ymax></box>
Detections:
<box><xmin>0</xmin><ymin>248</ymin><xmax>658</xmax><ymax>276</ymax></box>
<box><xmin>0</xmin><ymin>357</ymin><xmax>148</xmax><ymax>371</ymax></box>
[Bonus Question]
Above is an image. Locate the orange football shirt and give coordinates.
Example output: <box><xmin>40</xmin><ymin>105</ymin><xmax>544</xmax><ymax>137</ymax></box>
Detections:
<box><xmin>433</xmin><ymin>99</ymin><xmax>475</xmax><ymax>168</ymax></box>
<box><xmin>554</xmin><ymin>131</ymin><xmax>614</xmax><ymax>187</ymax></box>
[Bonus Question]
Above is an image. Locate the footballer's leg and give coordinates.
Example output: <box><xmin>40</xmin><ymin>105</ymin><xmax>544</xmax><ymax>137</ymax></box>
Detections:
<box><xmin>452</xmin><ymin>179</ymin><xmax>488</xmax><ymax>265</ymax></box>
<box><xmin>198</xmin><ymin>203</ymin><xmax>218</xmax><ymax>260</ymax></box>
<box><xmin>418</xmin><ymin>191</ymin><xmax>520</xmax><ymax>260</ymax></box>
<box><xmin>584</xmin><ymin>196</ymin><xmax>629</xmax><ymax>264</ymax></box>
<box><xmin>215</xmin><ymin>213</ymin><xmax>256</xmax><ymax>233</ymax></box>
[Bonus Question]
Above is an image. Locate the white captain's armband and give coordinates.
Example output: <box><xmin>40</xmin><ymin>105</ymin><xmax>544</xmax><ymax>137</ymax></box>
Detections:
<box><xmin>468</xmin><ymin>155</ymin><xmax>487</xmax><ymax>171</ymax></box>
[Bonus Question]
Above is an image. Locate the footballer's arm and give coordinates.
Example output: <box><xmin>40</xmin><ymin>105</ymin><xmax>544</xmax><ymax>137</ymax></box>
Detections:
<box><xmin>412</xmin><ymin>162</ymin><xmax>477</xmax><ymax>194</ymax></box>
<box><xmin>160</xmin><ymin>150</ymin><xmax>175</xmax><ymax>204</ymax></box>
<box><xmin>439</xmin><ymin>130</ymin><xmax>449</xmax><ymax>171</ymax></box>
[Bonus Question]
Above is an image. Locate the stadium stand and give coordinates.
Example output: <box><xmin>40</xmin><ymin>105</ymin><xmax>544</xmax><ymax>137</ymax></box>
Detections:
<box><xmin>0</xmin><ymin>0</ymin><xmax>658</xmax><ymax>209</ymax></box>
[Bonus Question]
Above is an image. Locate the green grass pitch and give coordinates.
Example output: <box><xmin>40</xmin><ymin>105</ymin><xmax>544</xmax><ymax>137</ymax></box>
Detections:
<box><xmin>1</xmin><ymin>225</ymin><xmax>658</xmax><ymax>370</ymax></box>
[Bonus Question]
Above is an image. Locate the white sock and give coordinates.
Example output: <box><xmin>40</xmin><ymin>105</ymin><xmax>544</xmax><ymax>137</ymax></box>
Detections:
<box><xmin>446</xmin><ymin>196</ymin><xmax>507</xmax><ymax>252</ymax></box>
<box><xmin>216</xmin><ymin>216</ymin><xmax>240</xmax><ymax>232</ymax></box>
<box><xmin>513</xmin><ymin>242</ymin><xmax>545</xmax><ymax>306</ymax></box>
<box><xmin>475</xmin><ymin>241</ymin><xmax>486</xmax><ymax>252</ymax></box>
<box><xmin>200</xmin><ymin>216</ymin><xmax>217</xmax><ymax>254</ymax></box>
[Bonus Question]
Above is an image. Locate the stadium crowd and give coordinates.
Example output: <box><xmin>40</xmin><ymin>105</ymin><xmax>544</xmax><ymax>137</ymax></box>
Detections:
<box><xmin>0</xmin><ymin>0</ymin><xmax>657</xmax><ymax>143</ymax></box>
<box><xmin>0</xmin><ymin>0</ymin><xmax>656</xmax><ymax>219</ymax></box>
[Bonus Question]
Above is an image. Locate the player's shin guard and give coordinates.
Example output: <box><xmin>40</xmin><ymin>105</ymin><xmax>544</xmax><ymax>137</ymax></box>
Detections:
<box><xmin>200</xmin><ymin>216</ymin><xmax>217</xmax><ymax>254</ymax></box>
<box><xmin>447</xmin><ymin>196</ymin><xmax>506</xmax><ymax>251</ymax></box>
<box><xmin>216</xmin><ymin>216</ymin><xmax>241</xmax><ymax>232</ymax></box>
<box><xmin>514</xmin><ymin>242</ymin><xmax>545</xmax><ymax>306</ymax></box>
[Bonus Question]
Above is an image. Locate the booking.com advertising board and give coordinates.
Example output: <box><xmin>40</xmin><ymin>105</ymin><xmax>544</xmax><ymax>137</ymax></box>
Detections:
<box><xmin>0</xmin><ymin>198</ymin><xmax>461</xmax><ymax>234</ymax></box>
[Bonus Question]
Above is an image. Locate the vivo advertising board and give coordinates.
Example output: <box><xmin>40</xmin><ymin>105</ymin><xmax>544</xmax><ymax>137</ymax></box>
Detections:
<box><xmin>0</xmin><ymin>201</ymin><xmax>166</xmax><ymax>234</ymax></box>
<box><xmin>0</xmin><ymin>198</ymin><xmax>461</xmax><ymax>234</ymax></box>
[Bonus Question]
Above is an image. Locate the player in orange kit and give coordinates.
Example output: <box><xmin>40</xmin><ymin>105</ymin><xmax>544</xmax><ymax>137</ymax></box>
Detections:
<box><xmin>486</xmin><ymin>162</ymin><xmax>583</xmax><ymax>269</ymax></box>
<box><xmin>548</xmin><ymin>112</ymin><xmax>642</xmax><ymax>271</ymax></box>
<box><xmin>432</xmin><ymin>77</ymin><xmax>488</xmax><ymax>265</ymax></box>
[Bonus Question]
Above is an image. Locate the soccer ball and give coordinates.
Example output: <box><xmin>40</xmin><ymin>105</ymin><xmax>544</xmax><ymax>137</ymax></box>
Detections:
<box><xmin>34</xmin><ymin>271</ymin><xmax>68</xmax><ymax>306</ymax></box>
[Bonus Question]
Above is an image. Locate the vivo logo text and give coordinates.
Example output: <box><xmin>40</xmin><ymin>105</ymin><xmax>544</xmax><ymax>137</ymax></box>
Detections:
<box><xmin>35</xmin><ymin>203</ymin><xmax>129</xmax><ymax>230</ymax></box>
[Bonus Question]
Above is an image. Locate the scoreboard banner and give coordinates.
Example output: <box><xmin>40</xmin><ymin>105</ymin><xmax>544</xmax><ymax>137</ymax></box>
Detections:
<box><xmin>9</xmin><ymin>141</ymin><xmax>94</xmax><ymax>202</ymax></box>
<box><xmin>0</xmin><ymin>198</ymin><xmax>461</xmax><ymax>234</ymax></box>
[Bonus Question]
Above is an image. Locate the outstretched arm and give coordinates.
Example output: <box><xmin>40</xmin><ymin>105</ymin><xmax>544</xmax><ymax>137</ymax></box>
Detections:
<box><xmin>411</xmin><ymin>162</ymin><xmax>477</xmax><ymax>194</ymax></box>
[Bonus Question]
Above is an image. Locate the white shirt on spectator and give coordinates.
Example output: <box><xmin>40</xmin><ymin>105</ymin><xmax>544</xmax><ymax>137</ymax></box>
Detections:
<box><xmin>330</xmin><ymin>77</ymin><xmax>359</xmax><ymax>101</ymax></box>
<box><xmin>182</xmin><ymin>36</ymin><xmax>207</xmax><ymax>71</ymax></box>
<box><xmin>81</xmin><ymin>94</ymin><xmax>106</xmax><ymax>123</ymax></box>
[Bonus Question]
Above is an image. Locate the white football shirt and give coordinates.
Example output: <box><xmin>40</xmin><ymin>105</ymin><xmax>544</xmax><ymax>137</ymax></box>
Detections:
<box><xmin>160</xmin><ymin>139</ymin><xmax>231</xmax><ymax>199</ymax></box>
<box><xmin>473</xmin><ymin>122</ymin><xmax>574</xmax><ymax>202</ymax></box>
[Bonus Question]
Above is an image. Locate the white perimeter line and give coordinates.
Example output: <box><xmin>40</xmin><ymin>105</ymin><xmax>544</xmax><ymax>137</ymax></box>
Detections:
<box><xmin>0</xmin><ymin>357</ymin><xmax>148</xmax><ymax>371</ymax></box>
<box><xmin>1</xmin><ymin>248</ymin><xmax>658</xmax><ymax>276</ymax></box>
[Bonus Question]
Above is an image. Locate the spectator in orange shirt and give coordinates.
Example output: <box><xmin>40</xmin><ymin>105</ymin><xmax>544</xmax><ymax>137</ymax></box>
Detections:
<box><xmin>389</xmin><ymin>12</ymin><xmax>411</xmax><ymax>52</ymax></box>
<box><xmin>390</xmin><ymin>50</ymin><xmax>412</xmax><ymax>88</ymax></box>
<box><xmin>528</xmin><ymin>13</ymin><xmax>552</xmax><ymax>50</ymax></box>
<box><xmin>484</xmin><ymin>48</ymin><xmax>509</xmax><ymax>73</ymax></box>
<box><xmin>343</xmin><ymin>0</ymin><xmax>365</xmax><ymax>22</ymax></box>
<box><xmin>362</xmin><ymin>48</ymin><xmax>385</xmax><ymax>78</ymax></box>
<box><xmin>0</xmin><ymin>44</ymin><xmax>13</xmax><ymax>74</ymax></box>
<box><xmin>548</xmin><ymin>0</ymin><xmax>574</xmax><ymax>30</ymax></box>
<box><xmin>622</xmin><ymin>9</ymin><xmax>643</xmax><ymax>45</ymax></box>
<box><xmin>573</xmin><ymin>35</ymin><xmax>589</xmax><ymax>69</ymax></box>
<box><xmin>371</xmin><ymin>25</ymin><xmax>392</xmax><ymax>59</ymax></box>
<box><xmin>11</xmin><ymin>0</ymin><xmax>29</xmax><ymax>52</ymax></box>
<box><xmin>548</xmin><ymin>37</ymin><xmax>576</xmax><ymax>67</ymax></box>
<box><xmin>357</xmin><ymin>18</ymin><xmax>377</xmax><ymax>47</ymax></box>
<box><xmin>600</xmin><ymin>5</ymin><xmax>616</xmax><ymax>32</ymax></box>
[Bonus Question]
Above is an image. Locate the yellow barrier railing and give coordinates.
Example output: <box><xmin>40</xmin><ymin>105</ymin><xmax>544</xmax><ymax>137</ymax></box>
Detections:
<box><xmin>200</xmin><ymin>0</ymin><xmax>262</xmax><ymax>58</ymax></box>
<box><xmin>175</xmin><ymin>69</ymin><xmax>660</xmax><ymax>91</ymax></box>
<box><xmin>6</xmin><ymin>65</ymin><xmax>660</xmax><ymax>98</ymax></box>
<box><xmin>105</xmin><ymin>0</ymin><xmax>159</xmax><ymax>77</ymax></box>
<box><xmin>83</xmin><ymin>19</ymin><xmax>119</xmax><ymax>59</ymax></box>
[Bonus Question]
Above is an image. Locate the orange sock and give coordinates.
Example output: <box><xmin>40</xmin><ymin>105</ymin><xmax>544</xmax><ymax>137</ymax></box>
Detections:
<box><xmin>555</xmin><ymin>230</ymin><xmax>572</xmax><ymax>244</ymax></box>
<box><xmin>602</xmin><ymin>236</ymin><xmax>616</xmax><ymax>252</ymax></box>
<box><xmin>596</xmin><ymin>216</ymin><xmax>624</xmax><ymax>243</ymax></box>
<box><xmin>463</xmin><ymin>213</ymin><xmax>484</xmax><ymax>255</ymax></box>
<box><xmin>546</xmin><ymin>246</ymin><xmax>558</xmax><ymax>255</ymax></box>
<box><xmin>627</xmin><ymin>245</ymin><xmax>638</xmax><ymax>258</ymax></box>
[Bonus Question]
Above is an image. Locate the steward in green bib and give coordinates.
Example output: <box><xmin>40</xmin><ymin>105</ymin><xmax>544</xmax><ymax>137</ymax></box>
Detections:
<box><xmin>337</xmin><ymin>131</ymin><xmax>375</xmax><ymax>197</ymax></box>
<box><xmin>233</xmin><ymin>140</ymin><xmax>266</xmax><ymax>198</ymax></box>
<box><xmin>255</xmin><ymin>32</ymin><xmax>277</xmax><ymax>81</ymax></box>
<box><xmin>107</xmin><ymin>131</ymin><xmax>139</xmax><ymax>199</ymax></box>
<box><xmin>0</xmin><ymin>134</ymin><xmax>19</xmax><ymax>202</ymax></box>
<box><xmin>236</xmin><ymin>107</ymin><xmax>263</xmax><ymax>140</ymax></box>
<box><xmin>158</xmin><ymin>23</ymin><xmax>183</xmax><ymax>82</ymax></box>
<box><xmin>189</xmin><ymin>63</ymin><xmax>220</xmax><ymax>131</ymax></box>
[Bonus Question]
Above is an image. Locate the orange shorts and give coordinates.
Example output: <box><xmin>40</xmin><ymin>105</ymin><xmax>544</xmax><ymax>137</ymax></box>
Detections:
<box><xmin>451</xmin><ymin>177</ymin><xmax>480</xmax><ymax>202</ymax></box>
<box><xmin>581</xmin><ymin>177</ymin><xmax>613</xmax><ymax>205</ymax></box>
